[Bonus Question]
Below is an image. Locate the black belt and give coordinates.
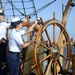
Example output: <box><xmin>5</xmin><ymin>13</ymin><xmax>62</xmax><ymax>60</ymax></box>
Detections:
<box><xmin>9</xmin><ymin>51</ymin><xmax>20</xmax><ymax>54</ymax></box>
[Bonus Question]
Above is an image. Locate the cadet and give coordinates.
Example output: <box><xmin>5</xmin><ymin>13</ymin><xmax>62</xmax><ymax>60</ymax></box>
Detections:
<box><xmin>0</xmin><ymin>8</ymin><xmax>10</xmax><ymax>75</ymax></box>
<box><xmin>7</xmin><ymin>17</ymin><xmax>36</xmax><ymax>75</ymax></box>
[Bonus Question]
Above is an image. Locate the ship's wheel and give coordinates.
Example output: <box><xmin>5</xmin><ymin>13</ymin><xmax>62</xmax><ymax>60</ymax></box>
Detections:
<box><xmin>33</xmin><ymin>19</ymin><xmax>71</xmax><ymax>75</ymax></box>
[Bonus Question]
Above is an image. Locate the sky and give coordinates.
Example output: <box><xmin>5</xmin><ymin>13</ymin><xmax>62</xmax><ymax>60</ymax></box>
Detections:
<box><xmin>1</xmin><ymin>0</ymin><xmax>75</xmax><ymax>40</ymax></box>
<box><xmin>33</xmin><ymin>0</ymin><xmax>75</xmax><ymax>40</ymax></box>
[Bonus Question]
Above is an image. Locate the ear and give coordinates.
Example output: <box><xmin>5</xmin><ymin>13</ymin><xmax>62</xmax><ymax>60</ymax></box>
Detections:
<box><xmin>16</xmin><ymin>24</ymin><xmax>19</xmax><ymax>27</ymax></box>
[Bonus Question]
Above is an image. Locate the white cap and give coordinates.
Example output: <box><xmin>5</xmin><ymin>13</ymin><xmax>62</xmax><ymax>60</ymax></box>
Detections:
<box><xmin>0</xmin><ymin>10</ymin><xmax>3</xmax><ymax>13</ymax></box>
<box><xmin>0</xmin><ymin>8</ymin><xmax>5</xmax><ymax>16</ymax></box>
<box><xmin>11</xmin><ymin>17</ymin><xmax>21</xmax><ymax>22</ymax></box>
<box><xmin>11</xmin><ymin>17</ymin><xmax>23</xmax><ymax>26</ymax></box>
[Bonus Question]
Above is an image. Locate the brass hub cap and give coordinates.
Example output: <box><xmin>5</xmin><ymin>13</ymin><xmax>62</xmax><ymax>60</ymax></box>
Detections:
<box><xmin>51</xmin><ymin>44</ymin><xmax>60</xmax><ymax>59</ymax></box>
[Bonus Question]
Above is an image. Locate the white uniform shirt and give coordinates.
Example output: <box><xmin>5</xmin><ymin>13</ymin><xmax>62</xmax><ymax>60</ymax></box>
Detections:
<box><xmin>0</xmin><ymin>22</ymin><xmax>10</xmax><ymax>40</ymax></box>
<box><xmin>9</xmin><ymin>29</ymin><xmax>24</xmax><ymax>52</ymax></box>
<box><xmin>19</xmin><ymin>30</ymin><xmax>26</xmax><ymax>36</ymax></box>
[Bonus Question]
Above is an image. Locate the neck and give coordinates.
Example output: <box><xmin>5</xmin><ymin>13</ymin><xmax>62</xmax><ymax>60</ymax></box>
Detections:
<box><xmin>16</xmin><ymin>27</ymin><xmax>20</xmax><ymax>30</ymax></box>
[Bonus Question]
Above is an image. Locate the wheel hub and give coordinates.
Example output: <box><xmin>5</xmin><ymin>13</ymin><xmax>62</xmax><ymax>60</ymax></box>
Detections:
<box><xmin>51</xmin><ymin>44</ymin><xmax>60</xmax><ymax>59</ymax></box>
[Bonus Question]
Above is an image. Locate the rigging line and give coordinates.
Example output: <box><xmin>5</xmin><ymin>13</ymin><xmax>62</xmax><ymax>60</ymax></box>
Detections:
<box><xmin>28</xmin><ymin>0</ymin><xmax>56</xmax><ymax>18</ymax></box>
<box><xmin>21</xmin><ymin>0</ymin><xmax>26</xmax><ymax>17</ymax></box>
<box><xmin>68</xmin><ymin>0</ymin><xmax>75</xmax><ymax>19</ymax></box>
<box><xmin>67</xmin><ymin>0</ymin><xmax>75</xmax><ymax>19</ymax></box>
<box><xmin>7</xmin><ymin>0</ymin><xmax>25</xmax><ymax>16</ymax></box>
<box><xmin>3</xmin><ymin>2</ymin><xmax>9</xmax><ymax>8</ymax></box>
<box><xmin>11</xmin><ymin>0</ymin><xmax>15</xmax><ymax>17</ymax></box>
<box><xmin>0</xmin><ymin>0</ymin><xmax>2</xmax><ymax>7</ymax></box>
<box><xmin>31</xmin><ymin>0</ymin><xmax>38</xmax><ymax>18</ymax></box>
<box><xmin>22</xmin><ymin>0</ymin><xmax>56</xmax><ymax>19</ymax></box>
<box><xmin>36</xmin><ymin>0</ymin><xmax>56</xmax><ymax>14</ymax></box>
<box><xmin>0</xmin><ymin>0</ymin><xmax>9</xmax><ymax>8</ymax></box>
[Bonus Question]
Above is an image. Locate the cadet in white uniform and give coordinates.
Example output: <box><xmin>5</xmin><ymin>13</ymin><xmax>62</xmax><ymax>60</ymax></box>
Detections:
<box><xmin>7</xmin><ymin>17</ymin><xmax>36</xmax><ymax>75</ymax></box>
<box><xmin>0</xmin><ymin>8</ymin><xmax>10</xmax><ymax>75</ymax></box>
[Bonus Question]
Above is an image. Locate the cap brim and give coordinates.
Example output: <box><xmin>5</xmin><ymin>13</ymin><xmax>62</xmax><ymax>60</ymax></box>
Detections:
<box><xmin>0</xmin><ymin>13</ymin><xmax>5</xmax><ymax>16</ymax></box>
<box><xmin>11</xmin><ymin>20</ymin><xmax>23</xmax><ymax>26</ymax></box>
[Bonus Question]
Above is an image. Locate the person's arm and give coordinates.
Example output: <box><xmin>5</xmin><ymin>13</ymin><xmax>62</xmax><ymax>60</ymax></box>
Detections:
<box><xmin>21</xmin><ymin>34</ymin><xmax>35</xmax><ymax>48</ymax></box>
<box><xmin>25</xmin><ymin>20</ymin><xmax>37</xmax><ymax>34</ymax></box>
<box><xmin>21</xmin><ymin>41</ymin><xmax>33</xmax><ymax>49</ymax></box>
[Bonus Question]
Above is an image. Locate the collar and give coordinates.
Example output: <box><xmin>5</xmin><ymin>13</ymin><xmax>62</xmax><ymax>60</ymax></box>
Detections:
<box><xmin>14</xmin><ymin>29</ymin><xmax>19</xmax><ymax>32</ymax></box>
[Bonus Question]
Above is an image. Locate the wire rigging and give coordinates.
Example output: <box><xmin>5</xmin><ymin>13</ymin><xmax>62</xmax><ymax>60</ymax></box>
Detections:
<box><xmin>0</xmin><ymin>0</ymin><xmax>2</xmax><ymax>7</ymax></box>
<box><xmin>7</xmin><ymin>0</ymin><xmax>25</xmax><ymax>16</ymax></box>
<box><xmin>11</xmin><ymin>0</ymin><xmax>15</xmax><ymax>17</ymax></box>
<box><xmin>21</xmin><ymin>0</ymin><xmax>26</xmax><ymax>16</ymax></box>
<box><xmin>0</xmin><ymin>0</ymin><xmax>56</xmax><ymax>21</ymax></box>
<box><xmin>23</xmin><ymin>0</ymin><xmax>56</xmax><ymax>18</ymax></box>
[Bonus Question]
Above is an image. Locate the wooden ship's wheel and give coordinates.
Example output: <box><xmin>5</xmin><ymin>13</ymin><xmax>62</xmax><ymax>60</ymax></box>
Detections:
<box><xmin>20</xmin><ymin>13</ymin><xmax>71</xmax><ymax>75</ymax></box>
<box><xmin>32</xmin><ymin>17</ymin><xmax>71</xmax><ymax>75</ymax></box>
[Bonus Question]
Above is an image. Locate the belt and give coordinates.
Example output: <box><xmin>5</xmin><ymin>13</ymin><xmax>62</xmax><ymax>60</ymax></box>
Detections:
<box><xmin>9</xmin><ymin>51</ymin><xmax>20</xmax><ymax>54</ymax></box>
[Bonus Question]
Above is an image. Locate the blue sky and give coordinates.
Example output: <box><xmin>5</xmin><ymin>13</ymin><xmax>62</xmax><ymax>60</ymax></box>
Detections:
<box><xmin>33</xmin><ymin>0</ymin><xmax>75</xmax><ymax>39</ymax></box>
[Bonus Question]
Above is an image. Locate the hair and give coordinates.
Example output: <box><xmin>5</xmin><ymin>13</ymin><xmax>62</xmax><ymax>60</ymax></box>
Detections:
<box><xmin>10</xmin><ymin>25</ymin><xmax>16</xmax><ymax>29</ymax></box>
<box><xmin>10</xmin><ymin>23</ymin><xmax>19</xmax><ymax>29</ymax></box>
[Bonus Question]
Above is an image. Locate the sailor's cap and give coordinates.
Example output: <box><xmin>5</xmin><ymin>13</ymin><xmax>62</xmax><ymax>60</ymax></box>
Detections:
<box><xmin>0</xmin><ymin>8</ymin><xmax>5</xmax><ymax>16</ymax></box>
<box><xmin>11</xmin><ymin>17</ymin><xmax>23</xmax><ymax>26</ymax></box>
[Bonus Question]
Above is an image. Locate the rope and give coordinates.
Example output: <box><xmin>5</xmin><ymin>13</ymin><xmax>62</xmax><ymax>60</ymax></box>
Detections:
<box><xmin>22</xmin><ymin>0</ymin><xmax>56</xmax><ymax>19</ymax></box>
<box><xmin>7</xmin><ymin>0</ymin><xmax>25</xmax><ymax>16</ymax></box>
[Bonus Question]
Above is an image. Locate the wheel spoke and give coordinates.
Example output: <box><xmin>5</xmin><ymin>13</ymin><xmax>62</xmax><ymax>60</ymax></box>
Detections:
<box><xmin>45</xmin><ymin>29</ymin><xmax>52</xmax><ymax>46</ymax></box>
<box><xmin>31</xmin><ymin>54</ymin><xmax>52</xmax><ymax>69</ymax></box>
<box><xmin>53</xmin><ymin>24</ymin><xmax>56</xmax><ymax>44</ymax></box>
<box><xmin>45</xmin><ymin>59</ymin><xmax>53</xmax><ymax>75</ymax></box>
<box><xmin>40</xmin><ymin>43</ymin><xmax>51</xmax><ymax>51</ymax></box>
<box><xmin>60</xmin><ymin>54</ymin><xmax>69</xmax><ymax>60</ymax></box>
<box><xmin>57</xmin><ymin>30</ymin><xmax>64</xmax><ymax>45</ymax></box>
<box><xmin>41</xmin><ymin>35</ymin><xmax>45</xmax><ymax>42</ymax></box>
<box><xmin>64</xmin><ymin>60</ymin><xmax>70</xmax><ymax>71</ymax></box>
<box><xmin>57</xmin><ymin>59</ymin><xmax>63</xmax><ymax>71</ymax></box>
<box><xmin>54</xmin><ymin>60</ymin><xmax>57</xmax><ymax>75</ymax></box>
<box><xmin>60</xmin><ymin>42</ymin><xmax>69</xmax><ymax>49</ymax></box>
